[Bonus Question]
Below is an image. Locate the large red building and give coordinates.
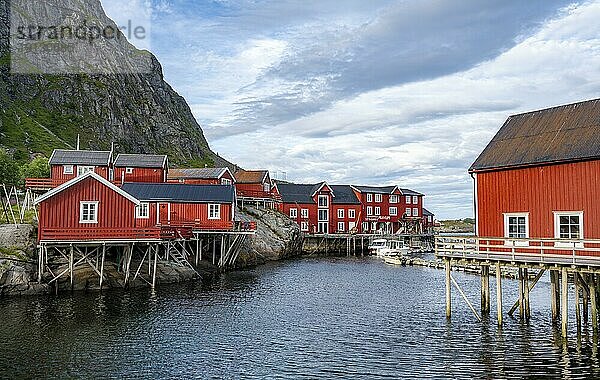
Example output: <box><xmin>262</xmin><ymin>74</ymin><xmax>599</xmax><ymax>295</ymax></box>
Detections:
<box><xmin>471</xmin><ymin>98</ymin><xmax>600</xmax><ymax>243</ymax></box>
<box><xmin>113</xmin><ymin>154</ymin><xmax>168</xmax><ymax>184</ymax></box>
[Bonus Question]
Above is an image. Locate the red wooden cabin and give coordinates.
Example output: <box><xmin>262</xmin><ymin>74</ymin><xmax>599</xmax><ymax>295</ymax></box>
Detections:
<box><xmin>422</xmin><ymin>208</ymin><xmax>436</xmax><ymax>234</ymax></box>
<box><xmin>234</xmin><ymin>170</ymin><xmax>273</xmax><ymax>198</ymax></box>
<box><xmin>471</xmin><ymin>98</ymin><xmax>600</xmax><ymax>249</ymax></box>
<box><xmin>113</xmin><ymin>154</ymin><xmax>168</xmax><ymax>184</ymax></box>
<box><xmin>278</xmin><ymin>183</ymin><xmax>361</xmax><ymax>234</ymax></box>
<box><xmin>167</xmin><ymin>168</ymin><xmax>235</xmax><ymax>185</ymax></box>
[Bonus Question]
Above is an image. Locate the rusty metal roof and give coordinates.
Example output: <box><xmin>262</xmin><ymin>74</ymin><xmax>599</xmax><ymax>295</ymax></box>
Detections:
<box><xmin>470</xmin><ymin>98</ymin><xmax>600</xmax><ymax>172</ymax></box>
<box><xmin>234</xmin><ymin>170</ymin><xmax>269</xmax><ymax>184</ymax></box>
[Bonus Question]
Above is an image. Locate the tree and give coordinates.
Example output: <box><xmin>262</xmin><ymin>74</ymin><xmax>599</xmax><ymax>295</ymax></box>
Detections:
<box><xmin>21</xmin><ymin>156</ymin><xmax>50</xmax><ymax>180</ymax></box>
<box><xmin>0</xmin><ymin>151</ymin><xmax>21</xmax><ymax>186</ymax></box>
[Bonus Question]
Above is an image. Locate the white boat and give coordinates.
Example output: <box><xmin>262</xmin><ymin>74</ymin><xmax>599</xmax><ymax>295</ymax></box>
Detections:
<box><xmin>368</xmin><ymin>239</ymin><xmax>410</xmax><ymax>257</ymax></box>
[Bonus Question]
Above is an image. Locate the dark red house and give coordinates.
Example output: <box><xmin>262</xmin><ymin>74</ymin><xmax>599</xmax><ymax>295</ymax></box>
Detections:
<box><xmin>168</xmin><ymin>167</ymin><xmax>235</xmax><ymax>185</ymax></box>
<box><xmin>234</xmin><ymin>170</ymin><xmax>272</xmax><ymax>197</ymax></box>
<box><xmin>113</xmin><ymin>154</ymin><xmax>168</xmax><ymax>184</ymax></box>
<box><xmin>471</xmin><ymin>98</ymin><xmax>600</xmax><ymax>244</ymax></box>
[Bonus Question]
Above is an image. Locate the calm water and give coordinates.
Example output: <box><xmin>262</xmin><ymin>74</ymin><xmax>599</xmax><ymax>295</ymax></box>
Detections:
<box><xmin>1</xmin><ymin>257</ymin><xmax>600</xmax><ymax>379</ymax></box>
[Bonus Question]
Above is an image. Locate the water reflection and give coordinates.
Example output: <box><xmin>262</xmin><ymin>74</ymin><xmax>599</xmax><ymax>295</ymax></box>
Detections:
<box><xmin>1</xmin><ymin>257</ymin><xmax>600</xmax><ymax>378</ymax></box>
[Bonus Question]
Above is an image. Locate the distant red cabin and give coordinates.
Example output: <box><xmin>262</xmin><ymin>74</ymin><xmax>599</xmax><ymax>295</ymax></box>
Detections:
<box><xmin>234</xmin><ymin>170</ymin><xmax>272</xmax><ymax>198</ymax></box>
<box><xmin>471</xmin><ymin>98</ymin><xmax>600</xmax><ymax>243</ymax></box>
<box><xmin>113</xmin><ymin>154</ymin><xmax>168</xmax><ymax>184</ymax></box>
<box><xmin>167</xmin><ymin>167</ymin><xmax>235</xmax><ymax>185</ymax></box>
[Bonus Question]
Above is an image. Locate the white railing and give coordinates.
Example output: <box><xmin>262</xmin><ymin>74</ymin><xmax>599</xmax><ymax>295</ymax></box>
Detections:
<box><xmin>435</xmin><ymin>236</ymin><xmax>600</xmax><ymax>267</ymax></box>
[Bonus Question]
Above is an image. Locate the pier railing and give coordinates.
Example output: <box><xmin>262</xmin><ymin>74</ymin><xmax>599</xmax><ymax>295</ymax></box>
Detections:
<box><xmin>435</xmin><ymin>236</ymin><xmax>600</xmax><ymax>267</ymax></box>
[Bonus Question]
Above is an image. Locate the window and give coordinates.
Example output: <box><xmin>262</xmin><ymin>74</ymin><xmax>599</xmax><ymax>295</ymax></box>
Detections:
<box><xmin>338</xmin><ymin>209</ymin><xmax>344</xmax><ymax>219</ymax></box>
<box><xmin>126</xmin><ymin>167</ymin><xmax>134</xmax><ymax>174</ymax></box>
<box><xmin>290</xmin><ymin>208</ymin><xmax>298</xmax><ymax>218</ymax></box>
<box><xmin>349</xmin><ymin>222</ymin><xmax>356</xmax><ymax>231</ymax></box>
<box><xmin>263</xmin><ymin>183</ymin><xmax>271</xmax><ymax>192</ymax></box>
<box><xmin>554</xmin><ymin>212</ymin><xmax>583</xmax><ymax>240</ymax></box>
<box><xmin>136</xmin><ymin>202</ymin><xmax>150</xmax><ymax>219</ymax></box>
<box><xmin>406</xmin><ymin>208</ymin><xmax>412</xmax><ymax>217</ymax></box>
<box><xmin>301</xmin><ymin>221</ymin><xmax>309</xmax><ymax>231</ymax></box>
<box><xmin>318</xmin><ymin>209</ymin><xmax>328</xmax><ymax>221</ymax></box>
<box><xmin>318</xmin><ymin>195</ymin><xmax>329</xmax><ymax>207</ymax></box>
<box><xmin>338</xmin><ymin>222</ymin><xmax>345</xmax><ymax>232</ymax></box>
<box><xmin>428</xmin><ymin>216</ymin><xmax>433</xmax><ymax>222</ymax></box>
<box><xmin>77</xmin><ymin>166</ymin><xmax>95</xmax><ymax>176</ymax></box>
<box><xmin>406</xmin><ymin>196</ymin><xmax>411</xmax><ymax>204</ymax></box>
<box><xmin>375</xmin><ymin>206</ymin><xmax>381</xmax><ymax>216</ymax></box>
<box><xmin>504</xmin><ymin>213</ymin><xmax>529</xmax><ymax>247</ymax></box>
<box><xmin>367</xmin><ymin>206</ymin><xmax>373</xmax><ymax>216</ymax></box>
<box><xmin>366</xmin><ymin>194</ymin><xmax>373</xmax><ymax>202</ymax></box>
<box><xmin>413</xmin><ymin>208</ymin><xmax>418</xmax><ymax>216</ymax></box>
<box><xmin>221</xmin><ymin>178</ymin><xmax>231</xmax><ymax>185</ymax></box>
<box><xmin>79</xmin><ymin>202</ymin><xmax>98</xmax><ymax>223</ymax></box>
<box><xmin>348</xmin><ymin>209</ymin><xmax>356</xmax><ymax>219</ymax></box>
<box><xmin>389</xmin><ymin>207</ymin><xmax>398</xmax><ymax>216</ymax></box>
<box><xmin>390</xmin><ymin>195</ymin><xmax>398</xmax><ymax>203</ymax></box>
<box><xmin>371</xmin><ymin>222</ymin><xmax>377</xmax><ymax>231</ymax></box>
<box><xmin>412</xmin><ymin>196</ymin><xmax>418</xmax><ymax>204</ymax></box>
<box><xmin>63</xmin><ymin>165</ymin><xmax>74</xmax><ymax>174</ymax></box>
<box><xmin>375</xmin><ymin>194</ymin><xmax>382</xmax><ymax>203</ymax></box>
<box><xmin>362</xmin><ymin>222</ymin><xmax>369</xmax><ymax>232</ymax></box>
<box><xmin>208</xmin><ymin>204</ymin><xmax>221</xmax><ymax>219</ymax></box>
<box><xmin>301</xmin><ymin>209</ymin><xmax>309</xmax><ymax>218</ymax></box>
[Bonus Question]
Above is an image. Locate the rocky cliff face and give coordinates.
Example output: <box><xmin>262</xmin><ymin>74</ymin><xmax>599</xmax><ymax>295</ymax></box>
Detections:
<box><xmin>0</xmin><ymin>0</ymin><xmax>230</xmax><ymax>168</ymax></box>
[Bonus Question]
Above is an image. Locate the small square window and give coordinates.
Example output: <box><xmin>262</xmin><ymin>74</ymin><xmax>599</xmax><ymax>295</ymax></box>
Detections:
<box><xmin>126</xmin><ymin>167</ymin><xmax>134</xmax><ymax>174</ymax></box>
<box><xmin>63</xmin><ymin>165</ymin><xmax>74</xmax><ymax>174</ymax></box>
<box><xmin>80</xmin><ymin>202</ymin><xmax>98</xmax><ymax>224</ymax></box>
<box><xmin>301</xmin><ymin>209</ymin><xmax>309</xmax><ymax>218</ymax></box>
<box><xmin>136</xmin><ymin>202</ymin><xmax>150</xmax><ymax>219</ymax></box>
<box><xmin>338</xmin><ymin>209</ymin><xmax>344</xmax><ymax>219</ymax></box>
<box><xmin>290</xmin><ymin>208</ymin><xmax>298</xmax><ymax>218</ymax></box>
<box><xmin>406</xmin><ymin>208</ymin><xmax>412</xmax><ymax>217</ymax></box>
<box><xmin>208</xmin><ymin>204</ymin><xmax>221</xmax><ymax>219</ymax></box>
<box><xmin>348</xmin><ymin>209</ymin><xmax>356</xmax><ymax>219</ymax></box>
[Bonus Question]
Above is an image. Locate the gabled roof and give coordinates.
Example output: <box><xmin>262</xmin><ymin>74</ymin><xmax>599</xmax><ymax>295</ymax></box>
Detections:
<box><xmin>114</xmin><ymin>154</ymin><xmax>167</xmax><ymax>168</ymax></box>
<box><xmin>121</xmin><ymin>183</ymin><xmax>235</xmax><ymax>203</ymax></box>
<box><xmin>470</xmin><ymin>98</ymin><xmax>600</xmax><ymax>172</ymax></box>
<box><xmin>49</xmin><ymin>149</ymin><xmax>112</xmax><ymax>166</ymax></box>
<box><xmin>400</xmin><ymin>188</ymin><xmax>423</xmax><ymax>196</ymax></box>
<box><xmin>330</xmin><ymin>185</ymin><xmax>361</xmax><ymax>205</ymax></box>
<box><xmin>168</xmin><ymin>167</ymin><xmax>234</xmax><ymax>181</ymax></box>
<box><xmin>310</xmin><ymin>182</ymin><xmax>334</xmax><ymax>197</ymax></box>
<box><xmin>34</xmin><ymin>172</ymin><xmax>140</xmax><ymax>205</ymax></box>
<box><xmin>277</xmin><ymin>183</ymin><xmax>318</xmax><ymax>204</ymax></box>
<box><xmin>234</xmin><ymin>170</ymin><xmax>269</xmax><ymax>184</ymax></box>
<box><xmin>352</xmin><ymin>185</ymin><xmax>399</xmax><ymax>194</ymax></box>
<box><xmin>422</xmin><ymin>208</ymin><xmax>434</xmax><ymax>216</ymax></box>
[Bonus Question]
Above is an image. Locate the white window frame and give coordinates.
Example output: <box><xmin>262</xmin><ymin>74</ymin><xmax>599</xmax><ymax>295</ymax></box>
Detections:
<box><xmin>63</xmin><ymin>165</ymin><xmax>74</xmax><ymax>175</ymax></box>
<box><xmin>367</xmin><ymin>206</ymin><xmax>373</xmax><ymax>216</ymax></box>
<box><xmin>389</xmin><ymin>195</ymin><xmax>398</xmax><ymax>204</ymax></box>
<box><xmin>77</xmin><ymin>166</ymin><xmax>95</xmax><ymax>176</ymax></box>
<box><xmin>221</xmin><ymin>178</ymin><xmax>232</xmax><ymax>185</ymax></box>
<box><xmin>318</xmin><ymin>195</ymin><xmax>329</xmax><ymax>208</ymax></box>
<box><xmin>136</xmin><ymin>202</ymin><xmax>150</xmax><ymax>219</ymax></box>
<box><xmin>318</xmin><ymin>209</ymin><xmax>329</xmax><ymax>222</ymax></box>
<box><xmin>301</xmin><ymin>209</ymin><xmax>309</xmax><ymax>218</ymax></box>
<box><xmin>362</xmin><ymin>222</ymin><xmax>369</xmax><ymax>232</ymax></box>
<box><xmin>300</xmin><ymin>221</ymin><xmax>309</xmax><ymax>232</ymax></box>
<box><xmin>371</xmin><ymin>222</ymin><xmax>377</xmax><ymax>231</ymax></box>
<box><xmin>348</xmin><ymin>209</ymin><xmax>356</xmax><ymax>219</ymax></box>
<box><xmin>374</xmin><ymin>194</ymin><xmax>382</xmax><ymax>203</ymax></box>
<box><xmin>125</xmin><ymin>167</ymin><xmax>134</xmax><ymax>174</ymax></box>
<box><xmin>406</xmin><ymin>208</ymin><xmax>412</xmax><ymax>217</ymax></box>
<box><xmin>208</xmin><ymin>204</ymin><xmax>221</xmax><ymax>220</ymax></box>
<box><xmin>554</xmin><ymin>211</ymin><xmax>584</xmax><ymax>248</ymax></box>
<box><xmin>349</xmin><ymin>222</ymin><xmax>356</xmax><ymax>231</ymax></box>
<box><xmin>337</xmin><ymin>222</ymin><xmax>345</xmax><ymax>232</ymax></box>
<box><xmin>263</xmin><ymin>183</ymin><xmax>271</xmax><ymax>192</ymax></box>
<box><xmin>413</xmin><ymin>208</ymin><xmax>418</xmax><ymax>217</ymax></box>
<box><xmin>503</xmin><ymin>213</ymin><xmax>529</xmax><ymax>247</ymax></box>
<box><xmin>412</xmin><ymin>196</ymin><xmax>418</xmax><ymax>204</ymax></box>
<box><xmin>290</xmin><ymin>208</ymin><xmax>298</xmax><ymax>218</ymax></box>
<box><xmin>338</xmin><ymin>209</ymin><xmax>344</xmax><ymax>219</ymax></box>
<box><xmin>79</xmin><ymin>201</ymin><xmax>98</xmax><ymax>224</ymax></box>
<box><xmin>389</xmin><ymin>207</ymin><xmax>397</xmax><ymax>216</ymax></box>
<box><xmin>405</xmin><ymin>195</ymin><xmax>411</xmax><ymax>204</ymax></box>
<box><xmin>375</xmin><ymin>206</ymin><xmax>381</xmax><ymax>216</ymax></box>
<box><xmin>366</xmin><ymin>194</ymin><xmax>373</xmax><ymax>202</ymax></box>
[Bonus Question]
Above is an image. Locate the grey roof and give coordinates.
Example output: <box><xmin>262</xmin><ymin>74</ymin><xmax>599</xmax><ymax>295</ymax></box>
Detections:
<box><xmin>400</xmin><ymin>188</ymin><xmax>423</xmax><ymax>196</ymax></box>
<box><xmin>470</xmin><ymin>98</ymin><xmax>600</xmax><ymax>172</ymax></box>
<box><xmin>353</xmin><ymin>185</ymin><xmax>397</xmax><ymax>194</ymax></box>
<box><xmin>422</xmin><ymin>208</ymin><xmax>434</xmax><ymax>216</ymax></box>
<box><xmin>277</xmin><ymin>183</ymin><xmax>318</xmax><ymax>204</ymax></box>
<box><xmin>330</xmin><ymin>185</ymin><xmax>361</xmax><ymax>205</ymax></box>
<box><xmin>168</xmin><ymin>168</ymin><xmax>228</xmax><ymax>180</ymax></box>
<box><xmin>49</xmin><ymin>149</ymin><xmax>111</xmax><ymax>166</ymax></box>
<box><xmin>114</xmin><ymin>154</ymin><xmax>167</xmax><ymax>168</ymax></box>
<box><xmin>121</xmin><ymin>183</ymin><xmax>235</xmax><ymax>203</ymax></box>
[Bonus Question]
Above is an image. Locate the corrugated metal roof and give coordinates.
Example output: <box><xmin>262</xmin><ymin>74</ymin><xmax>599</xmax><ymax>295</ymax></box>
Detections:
<box><xmin>114</xmin><ymin>154</ymin><xmax>167</xmax><ymax>168</ymax></box>
<box><xmin>400</xmin><ymin>188</ymin><xmax>423</xmax><ymax>196</ymax></box>
<box><xmin>330</xmin><ymin>185</ymin><xmax>361</xmax><ymax>205</ymax></box>
<box><xmin>278</xmin><ymin>183</ymin><xmax>317</xmax><ymax>204</ymax></box>
<box><xmin>235</xmin><ymin>170</ymin><xmax>268</xmax><ymax>184</ymax></box>
<box><xmin>121</xmin><ymin>183</ymin><xmax>235</xmax><ymax>203</ymax></box>
<box><xmin>168</xmin><ymin>168</ymin><xmax>226</xmax><ymax>179</ymax></box>
<box><xmin>422</xmin><ymin>208</ymin><xmax>434</xmax><ymax>216</ymax></box>
<box><xmin>49</xmin><ymin>149</ymin><xmax>111</xmax><ymax>166</ymax></box>
<box><xmin>471</xmin><ymin>98</ymin><xmax>600</xmax><ymax>172</ymax></box>
<box><xmin>353</xmin><ymin>185</ymin><xmax>397</xmax><ymax>194</ymax></box>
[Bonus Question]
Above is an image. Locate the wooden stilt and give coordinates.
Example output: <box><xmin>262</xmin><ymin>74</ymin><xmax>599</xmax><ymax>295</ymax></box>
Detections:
<box><xmin>212</xmin><ymin>237</ymin><xmax>216</xmax><ymax>265</ymax></box>
<box><xmin>450</xmin><ymin>273</ymin><xmax>482</xmax><ymax>322</ymax></box>
<box><xmin>575</xmin><ymin>273</ymin><xmax>581</xmax><ymax>329</ymax></box>
<box><xmin>496</xmin><ymin>262</ymin><xmax>502</xmax><ymax>326</ymax></box>
<box><xmin>445</xmin><ymin>259</ymin><xmax>451</xmax><ymax>319</ymax></box>
<box><xmin>99</xmin><ymin>244</ymin><xmax>106</xmax><ymax>290</ymax></box>
<box><xmin>518</xmin><ymin>268</ymin><xmax>524</xmax><ymax>319</ymax></box>
<box><xmin>523</xmin><ymin>268</ymin><xmax>530</xmax><ymax>321</ymax></box>
<box><xmin>561</xmin><ymin>267</ymin><xmax>568</xmax><ymax>338</ymax></box>
<box><xmin>582</xmin><ymin>274</ymin><xmax>589</xmax><ymax>324</ymax></box>
<box><xmin>481</xmin><ymin>265</ymin><xmax>490</xmax><ymax>315</ymax></box>
<box><xmin>152</xmin><ymin>244</ymin><xmax>158</xmax><ymax>289</ymax></box>
<box><xmin>551</xmin><ymin>270</ymin><xmax>559</xmax><ymax>322</ymax></box>
<box><xmin>38</xmin><ymin>247</ymin><xmax>43</xmax><ymax>283</ymax></box>
<box><xmin>590</xmin><ymin>273</ymin><xmax>598</xmax><ymax>334</ymax></box>
<box><xmin>69</xmin><ymin>244</ymin><xmax>74</xmax><ymax>290</ymax></box>
<box><xmin>195</xmin><ymin>238</ymin><xmax>200</xmax><ymax>266</ymax></box>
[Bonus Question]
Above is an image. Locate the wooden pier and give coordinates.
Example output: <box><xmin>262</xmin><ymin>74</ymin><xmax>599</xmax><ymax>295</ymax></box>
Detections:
<box><xmin>437</xmin><ymin>236</ymin><xmax>600</xmax><ymax>337</ymax></box>
<box><xmin>302</xmin><ymin>233</ymin><xmax>434</xmax><ymax>256</ymax></box>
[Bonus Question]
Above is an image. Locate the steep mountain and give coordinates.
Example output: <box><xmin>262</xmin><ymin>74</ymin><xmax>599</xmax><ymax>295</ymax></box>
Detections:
<box><xmin>0</xmin><ymin>0</ymin><xmax>230</xmax><ymax>168</ymax></box>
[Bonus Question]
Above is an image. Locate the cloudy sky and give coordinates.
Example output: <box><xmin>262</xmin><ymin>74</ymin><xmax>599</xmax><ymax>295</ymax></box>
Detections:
<box><xmin>102</xmin><ymin>0</ymin><xmax>600</xmax><ymax>219</ymax></box>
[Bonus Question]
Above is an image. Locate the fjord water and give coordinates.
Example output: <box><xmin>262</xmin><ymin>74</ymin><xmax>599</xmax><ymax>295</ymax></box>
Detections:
<box><xmin>1</xmin><ymin>257</ymin><xmax>600</xmax><ymax>379</ymax></box>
